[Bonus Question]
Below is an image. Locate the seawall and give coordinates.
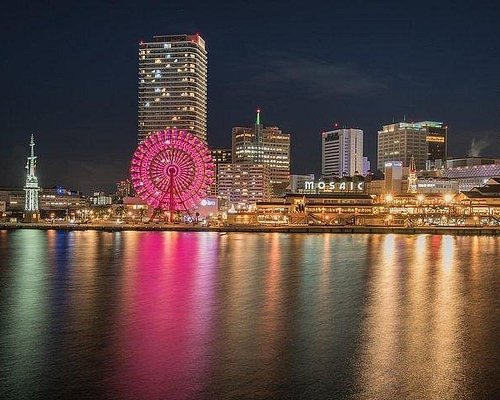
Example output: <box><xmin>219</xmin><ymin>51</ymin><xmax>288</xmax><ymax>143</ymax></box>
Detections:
<box><xmin>1</xmin><ymin>223</ymin><xmax>499</xmax><ymax>236</ymax></box>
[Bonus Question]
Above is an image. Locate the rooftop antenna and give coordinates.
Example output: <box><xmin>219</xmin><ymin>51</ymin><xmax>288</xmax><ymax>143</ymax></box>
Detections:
<box><xmin>255</xmin><ymin>108</ymin><xmax>263</xmax><ymax>149</ymax></box>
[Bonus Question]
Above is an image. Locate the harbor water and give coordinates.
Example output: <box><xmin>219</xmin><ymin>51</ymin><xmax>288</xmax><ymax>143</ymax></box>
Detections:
<box><xmin>0</xmin><ymin>230</ymin><xmax>498</xmax><ymax>399</ymax></box>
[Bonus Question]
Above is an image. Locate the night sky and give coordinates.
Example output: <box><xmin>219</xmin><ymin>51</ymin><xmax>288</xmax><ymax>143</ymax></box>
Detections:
<box><xmin>2</xmin><ymin>0</ymin><xmax>499</xmax><ymax>193</ymax></box>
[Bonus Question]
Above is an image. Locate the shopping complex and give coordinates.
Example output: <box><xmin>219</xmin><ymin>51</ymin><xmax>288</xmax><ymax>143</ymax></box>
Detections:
<box><xmin>229</xmin><ymin>175</ymin><xmax>500</xmax><ymax>227</ymax></box>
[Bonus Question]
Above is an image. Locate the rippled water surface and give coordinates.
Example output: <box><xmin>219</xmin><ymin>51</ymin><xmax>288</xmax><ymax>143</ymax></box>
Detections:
<box><xmin>0</xmin><ymin>230</ymin><xmax>498</xmax><ymax>399</ymax></box>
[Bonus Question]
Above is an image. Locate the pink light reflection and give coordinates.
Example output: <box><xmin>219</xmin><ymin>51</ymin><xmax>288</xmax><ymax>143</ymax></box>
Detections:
<box><xmin>112</xmin><ymin>232</ymin><xmax>217</xmax><ymax>399</ymax></box>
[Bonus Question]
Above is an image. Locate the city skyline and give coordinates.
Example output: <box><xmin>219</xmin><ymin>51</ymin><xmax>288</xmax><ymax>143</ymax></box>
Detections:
<box><xmin>1</xmin><ymin>1</ymin><xmax>499</xmax><ymax>193</ymax></box>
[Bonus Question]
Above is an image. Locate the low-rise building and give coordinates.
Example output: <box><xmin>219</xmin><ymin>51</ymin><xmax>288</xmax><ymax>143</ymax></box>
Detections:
<box><xmin>456</xmin><ymin>178</ymin><xmax>500</xmax><ymax>222</ymax></box>
<box><xmin>441</xmin><ymin>161</ymin><xmax>500</xmax><ymax>192</ymax></box>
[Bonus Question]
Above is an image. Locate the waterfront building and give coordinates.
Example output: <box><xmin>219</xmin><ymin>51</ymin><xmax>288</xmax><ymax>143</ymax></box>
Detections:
<box><xmin>441</xmin><ymin>164</ymin><xmax>500</xmax><ymax>192</ymax></box>
<box><xmin>414</xmin><ymin>178</ymin><xmax>459</xmax><ymax>194</ymax></box>
<box><xmin>0</xmin><ymin>188</ymin><xmax>24</xmax><ymax>212</ymax></box>
<box><xmin>138</xmin><ymin>34</ymin><xmax>207</xmax><ymax>143</ymax></box>
<box><xmin>424</xmin><ymin>158</ymin><xmax>500</xmax><ymax>192</ymax></box>
<box><xmin>445</xmin><ymin>157</ymin><xmax>500</xmax><ymax>169</ymax></box>
<box><xmin>217</xmin><ymin>163</ymin><xmax>272</xmax><ymax>205</ymax></box>
<box><xmin>377</xmin><ymin>121</ymin><xmax>447</xmax><ymax>171</ymax></box>
<box><xmin>24</xmin><ymin>134</ymin><xmax>40</xmax><ymax>217</ymax></box>
<box><xmin>232</xmin><ymin>110</ymin><xmax>290</xmax><ymax>196</ymax></box>
<box><xmin>250</xmin><ymin>189</ymin><xmax>489</xmax><ymax>227</ymax></box>
<box><xmin>40</xmin><ymin>187</ymin><xmax>88</xmax><ymax>219</ymax></box>
<box><xmin>321</xmin><ymin>128</ymin><xmax>364</xmax><ymax>177</ymax></box>
<box><xmin>1</xmin><ymin>186</ymin><xmax>88</xmax><ymax>219</ymax></box>
<box><xmin>294</xmin><ymin>171</ymin><xmax>458</xmax><ymax>197</ymax></box>
<box><xmin>457</xmin><ymin>178</ymin><xmax>500</xmax><ymax>218</ymax></box>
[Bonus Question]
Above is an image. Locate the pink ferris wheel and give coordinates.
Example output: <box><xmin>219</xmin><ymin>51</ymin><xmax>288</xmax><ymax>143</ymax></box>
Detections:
<box><xmin>130</xmin><ymin>130</ymin><xmax>214</xmax><ymax>220</ymax></box>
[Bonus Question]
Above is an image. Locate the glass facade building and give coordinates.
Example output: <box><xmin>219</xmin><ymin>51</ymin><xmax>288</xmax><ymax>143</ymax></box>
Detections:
<box><xmin>377</xmin><ymin>121</ymin><xmax>447</xmax><ymax>171</ymax></box>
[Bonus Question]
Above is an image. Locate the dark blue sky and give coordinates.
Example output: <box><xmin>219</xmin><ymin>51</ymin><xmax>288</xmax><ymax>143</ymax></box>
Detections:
<box><xmin>1</xmin><ymin>0</ymin><xmax>499</xmax><ymax>193</ymax></box>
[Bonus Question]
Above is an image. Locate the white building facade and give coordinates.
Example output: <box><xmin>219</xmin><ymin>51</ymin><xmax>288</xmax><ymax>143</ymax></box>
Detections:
<box><xmin>322</xmin><ymin>128</ymin><xmax>364</xmax><ymax>177</ymax></box>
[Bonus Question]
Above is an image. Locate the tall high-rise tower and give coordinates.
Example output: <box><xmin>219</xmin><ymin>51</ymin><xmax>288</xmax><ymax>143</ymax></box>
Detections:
<box><xmin>138</xmin><ymin>34</ymin><xmax>207</xmax><ymax>142</ymax></box>
<box><xmin>232</xmin><ymin>110</ymin><xmax>291</xmax><ymax>195</ymax></box>
<box><xmin>24</xmin><ymin>134</ymin><xmax>40</xmax><ymax>213</ymax></box>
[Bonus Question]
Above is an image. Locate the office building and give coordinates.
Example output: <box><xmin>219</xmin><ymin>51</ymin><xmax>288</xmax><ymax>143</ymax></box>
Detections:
<box><xmin>138</xmin><ymin>34</ymin><xmax>207</xmax><ymax>142</ymax></box>
<box><xmin>217</xmin><ymin>163</ymin><xmax>272</xmax><ymax>205</ymax></box>
<box><xmin>424</xmin><ymin>122</ymin><xmax>447</xmax><ymax>169</ymax></box>
<box><xmin>232</xmin><ymin>110</ymin><xmax>290</xmax><ymax>195</ymax></box>
<box><xmin>321</xmin><ymin>128</ymin><xmax>364</xmax><ymax>177</ymax></box>
<box><xmin>377</xmin><ymin>121</ymin><xmax>447</xmax><ymax>171</ymax></box>
<box><xmin>210</xmin><ymin>148</ymin><xmax>232</xmax><ymax>195</ymax></box>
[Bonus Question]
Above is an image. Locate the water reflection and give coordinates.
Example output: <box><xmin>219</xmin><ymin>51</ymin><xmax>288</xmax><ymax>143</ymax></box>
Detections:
<box><xmin>1</xmin><ymin>230</ymin><xmax>48</xmax><ymax>398</ymax></box>
<box><xmin>354</xmin><ymin>234</ymin><xmax>495</xmax><ymax>400</ymax></box>
<box><xmin>0</xmin><ymin>231</ymin><xmax>498</xmax><ymax>400</ymax></box>
<box><xmin>113</xmin><ymin>232</ymin><xmax>218</xmax><ymax>399</ymax></box>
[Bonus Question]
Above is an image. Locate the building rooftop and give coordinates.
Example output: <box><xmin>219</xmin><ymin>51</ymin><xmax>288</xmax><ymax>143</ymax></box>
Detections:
<box><xmin>442</xmin><ymin>164</ymin><xmax>500</xmax><ymax>179</ymax></box>
<box><xmin>380</xmin><ymin>121</ymin><xmax>444</xmax><ymax>132</ymax></box>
